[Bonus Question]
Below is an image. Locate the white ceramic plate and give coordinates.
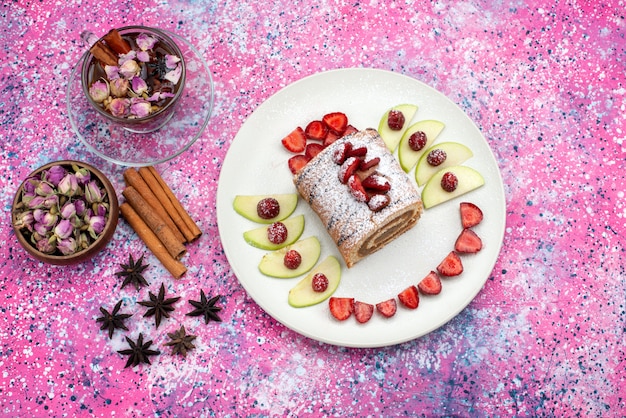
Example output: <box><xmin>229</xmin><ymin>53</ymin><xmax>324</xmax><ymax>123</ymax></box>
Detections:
<box><xmin>216</xmin><ymin>68</ymin><xmax>506</xmax><ymax>348</ymax></box>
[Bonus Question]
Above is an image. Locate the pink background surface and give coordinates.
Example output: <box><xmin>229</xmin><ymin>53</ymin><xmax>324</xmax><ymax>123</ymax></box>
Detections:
<box><xmin>1</xmin><ymin>0</ymin><xmax>625</xmax><ymax>416</ymax></box>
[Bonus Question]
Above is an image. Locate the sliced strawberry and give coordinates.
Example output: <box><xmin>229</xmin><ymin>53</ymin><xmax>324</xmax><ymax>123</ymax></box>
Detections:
<box><xmin>281</xmin><ymin>127</ymin><xmax>307</xmax><ymax>153</ymax></box>
<box><xmin>287</xmin><ymin>154</ymin><xmax>311</xmax><ymax>174</ymax></box>
<box><xmin>359</xmin><ymin>157</ymin><xmax>380</xmax><ymax>171</ymax></box>
<box><xmin>460</xmin><ymin>202</ymin><xmax>483</xmax><ymax>228</ymax></box>
<box><xmin>418</xmin><ymin>271</ymin><xmax>442</xmax><ymax>295</ymax></box>
<box><xmin>397</xmin><ymin>285</ymin><xmax>419</xmax><ymax>309</ymax></box>
<box><xmin>354</xmin><ymin>301</ymin><xmax>374</xmax><ymax>323</ymax></box>
<box><xmin>322</xmin><ymin>112</ymin><xmax>348</xmax><ymax>135</ymax></box>
<box><xmin>304</xmin><ymin>120</ymin><xmax>328</xmax><ymax>141</ymax></box>
<box><xmin>329</xmin><ymin>297</ymin><xmax>354</xmax><ymax>321</ymax></box>
<box><xmin>362</xmin><ymin>174</ymin><xmax>391</xmax><ymax>192</ymax></box>
<box><xmin>455</xmin><ymin>228</ymin><xmax>483</xmax><ymax>253</ymax></box>
<box><xmin>305</xmin><ymin>143</ymin><xmax>325</xmax><ymax>159</ymax></box>
<box><xmin>323</xmin><ymin>131</ymin><xmax>340</xmax><ymax>147</ymax></box>
<box><xmin>332</xmin><ymin>142</ymin><xmax>352</xmax><ymax>164</ymax></box>
<box><xmin>368</xmin><ymin>194</ymin><xmax>390</xmax><ymax>212</ymax></box>
<box><xmin>338</xmin><ymin>157</ymin><xmax>360</xmax><ymax>184</ymax></box>
<box><xmin>343</xmin><ymin>124</ymin><xmax>358</xmax><ymax>136</ymax></box>
<box><xmin>348</xmin><ymin>174</ymin><xmax>368</xmax><ymax>202</ymax></box>
<box><xmin>346</xmin><ymin>146</ymin><xmax>367</xmax><ymax>158</ymax></box>
<box><xmin>376</xmin><ymin>298</ymin><xmax>397</xmax><ymax>318</ymax></box>
<box><xmin>437</xmin><ymin>251</ymin><xmax>464</xmax><ymax>277</ymax></box>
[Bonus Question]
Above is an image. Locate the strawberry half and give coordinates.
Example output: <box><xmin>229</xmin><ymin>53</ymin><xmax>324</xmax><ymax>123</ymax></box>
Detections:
<box><xmin>304</xmin><ymin>120</ymin><xmax>328</xmax><ymax>141</ymax></box>
<box><xmin>359</xmin><ymin>157</ymin><xmax>380</xmax><ymax>171</ymax></box>
<box><xmin>418</xmin><ymin>271</ymin><xmax>442</xmax><ymax>295</ymax></box>
<box><xmin>397</xmin><ymin>285</ymin><xmax>419</xmax><ymax>309</ymax></box>
<box><xmin>437</xmin><ymin>251</ymin><xmax>464</xmax><ymax>277</ymax></box>
<box><xmin>338</xmin><ymin>157</ymin><xmax>360</xmax><ymax>184</ymax></box>
<box><xmin>376</xmin><ymin>298</ymin><xmax>397</xmax><ymax>318</ymax></box>
<box><xmin>323</xmin><ymin>131</ymin><xmax>341</xmax><ymax>148</ymax></box>
<box><xmin>362</xmin><ymin>174</ymin><xmax>390</xmax><ymax>192</ymax></box>
<box><xmin>332</xmin><ymin>142</ymin><xmax>352</xmax><ymax>164</ymax></box>
<box><xmin>305</xmin><ymin>143</ymin><xmax>325</xmax><ymax>160</ymax></box>
<box><xmin>455</xmin><ymin>228</ymin><xmax>483</xmax><ymax>253</ymax></box>
<box><xmin>329</xmin><ymin>297</ymin><xmax>354</xmax><ymax>321</ymax></box>
<box><xmin>346</xmin><ymin>146</ymin><xmax>367</xmax><ymax>158</ymax></box>
<box><xmin>348</xmin><ymin>174</ymin><xmax>368</xmax><ymax>202</ymax></box>
<box><xmin>322</xmin><ymin>112</ymin><xmax>348</xmax><ymax>135</ymax></box>
<box><xmin>354</xmin><ymin>301</ymin><xmax>374</xmax><ymax>323</ymax></box>
<box><xmin>343</xmin><ymin>124</ymin><xmax>358</xmax><ymax>136</ymax></box>
<box><xmin>288</xmin><ymin>154</ymin><xmax>311</xmax><ymax>174</ymax></box>
<box><xmin>281</xmin><ymin>127</ymin><xmax>307</xmax><ymax>153</ymax></box>
<box><xmin>460</xmin><ymin>202</ymin><xmax>483</xmax><ymax>228</ymax></box>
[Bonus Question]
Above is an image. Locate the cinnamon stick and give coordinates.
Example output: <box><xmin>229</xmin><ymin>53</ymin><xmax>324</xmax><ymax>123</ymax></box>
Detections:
<box><xmin>123</xmin><ymin>168</ymin><xmax>186</xmax><ymax>243</ymax></box>
<box><xmin>138</xmin><ymin>167</ymin><xmax>197</xmax><ymax>242</ymax></box>
<box><xmin>120</xmin><ymin>203</ymin><xmax>187</xmax><ymax>279</ymax></box>
<box><xmin>147</xmin><ymin>166</ymin><xmax>202</xmax><ymax>241</ymax></box>
<box><xmin>122</xmin><ymin>186</ymin><xmax>186</xmax><ymax>260</ymax></box>
<box><xmin>103</xmin><ymin>29</ymin><xmax>132</xmax><ymax>54</ymax></box>
<box><xmin>89</xmin><ymin>42</ymin><xmax>118</xmax><ymax>67</ymax></box>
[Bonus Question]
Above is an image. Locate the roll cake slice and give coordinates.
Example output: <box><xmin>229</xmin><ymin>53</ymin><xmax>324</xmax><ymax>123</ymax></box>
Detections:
<box><xmin>293</xmin><ymin>128</ymin><xmax>423</xmax><ymax>268</ymax></box>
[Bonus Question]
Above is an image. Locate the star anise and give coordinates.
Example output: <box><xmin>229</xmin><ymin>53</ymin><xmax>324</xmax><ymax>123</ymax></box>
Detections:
<box><xmin>186</xmin><ymin>290</ymin><xmax>223</xmax><ymax>324</ymax></box>
<box><xmin>96</xmin><ymin>300</ymin><xmax>132</xmax><ymax>339</ymax></box>
<box><xmin>138</xmin><ymin>283</ymin><xmax>181</xmax><ymax>328</ymax></box>
<box><xmin>116</xmin><ymin>254</ymin><xmax>150</xmax><ymax>291</ymax></box>
<box><xmin>164</xmin><ymin>325</ymin><xmax>197</xmax><ymax>357</ymax></box>
<box><xmin>147</xmin><ymin>53</ymin><xmax>170</xmax><ymax>79</ymax></box>
<box><xmin>117</xmin><ymin>333</ymin><xmax>160</xmax><ymax>368</ymax></box>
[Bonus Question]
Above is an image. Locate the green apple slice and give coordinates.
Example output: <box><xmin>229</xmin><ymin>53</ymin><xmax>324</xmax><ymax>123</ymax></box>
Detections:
<box><xmin>398</xmin><ymin>120</ymin><xmax>445</xmax><ymax>172</ymax></box>
<box><xmin>233</xmin><ymin>193</ymin><xmax>298</xmax><ymax>223</ymax></box>
<box><xmin>243</xmin><ymin>214</ymin><xmax>305</xmax><ymax>250</ymax></box>
<box><xmin>415</xmin><ymin>142</ymin><xmax>474</xmax><ymax>186</ymax></box>
<box><xmin>421</xmin><ymin>165</ymin><xmax>485</xmax><ymax>209</ymax></box>
<box><xmin>377</xmin><ymin>104</ymin><xmax>418</xmax><ymax>151</ymax></box>
<box><xmin>258</xmin><ymin>236</ymin><xmax>321</xmax><ymax>278</ymax></box>
<box><xmin>288</xmin><ymin>256</ymin><xmax>342</xmax><ymax>308</ymax></box>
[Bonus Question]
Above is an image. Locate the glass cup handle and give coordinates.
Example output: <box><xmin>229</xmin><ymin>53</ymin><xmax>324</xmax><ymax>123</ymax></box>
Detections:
<box><xmin>80</xmin><ymin>31</ymin><xmax>100</xmax><ymax>49</ymax></box>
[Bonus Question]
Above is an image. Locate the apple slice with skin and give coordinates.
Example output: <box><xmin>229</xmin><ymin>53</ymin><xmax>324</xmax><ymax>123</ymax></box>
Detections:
<box><xmin>421</xmin><ymin>165</ymin><xmax>485</xmax><ymax>209</ymax></box>
<box><xmin>398</xmin><ymin>119</ymin><xmax>445</xmax><ymax>172</ymax></box>
<box><xmin>258</xmin><ymin>236</ymin><xmax>321</xmax><ymax>278</ymax></box>
<box><xmin>377</xmin><ymin>104</ymin><xmax>418</xmax><ymax>151</ymax></box>
<box><xmin>415</xmin><ymin>142</ymin><xmax>474</xmax><ymax>186</ymax></box>
<box><xmin>233</xmin><ymin>193</ymin><xmax>298</xmax><ymax>223</ymax></box>
<box><xmin>288</xmin><ymin>256</ymin><xmax>342</xmax><ymax>308</ymax></box>
<box><xmin>243</xmin><ymin>214</ymin><xmax>304</xmax><ymax>250</ymax></box>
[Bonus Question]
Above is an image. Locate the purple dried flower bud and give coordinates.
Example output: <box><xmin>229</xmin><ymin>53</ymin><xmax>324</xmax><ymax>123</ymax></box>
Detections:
<box><xmin>119</xmin><ymin>59</ymin><xmax>140</xmax><ymax>79</ymax></box>
<box><xmin>85</xmin><ymin>180</ymin><xmax>104</xmax><ymax>204</ymax></box>
<box><xmin>136</xmin><ymin>50</ymin><xmax>150</xmax><ymax>62</ymax></box>
<box><xmin>54</xmin><ymin>219</ymin><xmax>73</xmax><ymax>240</ymax></box>
<box><xmin>37</xmin><ymin>238</ymin><xmax>56</xmax><ymax>254</ymax></box>
<box><xmin>35</xmin><ymin>181</ymin><xmax>54</xmax><ymax>196</ymax></box>
<box><xmin>165</xmin><ymin>54</ymin><xmax>181</xmax><ymax>68</ymax></box>
<box><xmin>118</xmin><ymin>50</ymin><xmax>137</xmax><ymax>65</ymax></box>
<box><xmin>41</xmin><ymin>212</ymin><xmax>58</xmax><ymax>228</ymax></box>
<box><xmin>28</xmin><ymin>196</ymin><xmax>46</xmax><ymax>209</ymax></box>
<box><xmin>136</xmin><ymin>33</ymin><xmax>158</xmax><ymax>50</ymax></box>
<box><xmin>130</xmin><ymin>99</ymin><xmax>152</xmax><ymax>118</ymax></box>
<box><xmin>74</xmin><ymin>199</ymin><xmax>87</xmax><ymax>216</ymax></box>
<box><xmin>15</xmin><ymin>211</ymin><xmax>35</xmax><ymax>231</ymax></box>
<box><xmin>164</xmin><ymin>65</ymin><xmax>182</xmax><ymax>84</ymax></box>
<box><xmin>89</xmin><ymin>80</ymin><xmax>110</xmax><ymax>103</ymax></box>
<box><xmin>58</xmin><ymin>173</ymin><xmax>79</xmax><ymax>196</ymax></box>
<box><xmin>93</xmin><ymin>202</ymin><xmax>108</xmax><ymax>218</ymax></box>
<box><xmin>104</xmin><ymin>65</ymin><xmax>120</xmax><ymax>80</ymax></box>
<box><xmin>131</xmin><ymin>76</ymin><xmax>148</xmax><ymax>95</ymax></box>
<box><xmin>110</xmin><ymin>78</ymin><xmax>130</xmax><ymax>97</ymax></box>
<box><xmin>60</xmin><ymin>201</ymin><xmax>76</xmax><ymax>219</ymax></box>
<box><xmin>33</xmin><ymin>208</ymin><xmax>46</xmax><ymax>223</ymax></box>
<box><xmin>88</xmin><ymin>215</ymin><xmax>106</xmax><ymax>238</ymax></box>
<box><xmin>73</xmin><ymin>166</ymin><xmax>91</xmax><ymax>185</ymax></box>
<box><xmin>44</xmin><ymin>165</ymin><xmax>67</xmax><ymax>186</ymax></box>
<box><xmin>34</xmin><ymin>222</ymin><xmax>51</xmax><ymax>236</ymax></box>
<box><xmin>109</xmin><ymin>98</ymin><xmax>130</xmax><ymax>117</ymax></box>
<box><xmin>57</xmin><ymin>237</ymin><xmax>77</xmax><ymax>255</ymax></box>
<box><xmin>43</xmin><ymin>194</ymin><xmax>59</xmax><ymax>209</ymax></box>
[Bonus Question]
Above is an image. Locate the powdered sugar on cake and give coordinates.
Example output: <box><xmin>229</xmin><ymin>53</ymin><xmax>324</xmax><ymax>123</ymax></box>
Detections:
<box><xmin>293</xmin><ymin>128</ymin><xmax>423</xmax><ymax>267</ymax></box>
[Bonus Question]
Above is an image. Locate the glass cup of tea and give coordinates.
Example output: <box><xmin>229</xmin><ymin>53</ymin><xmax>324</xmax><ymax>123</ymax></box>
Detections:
<box><xmin>80</xmin><ymin>26</ymin><xmax>186</xmax><ymax>133</ymax></box>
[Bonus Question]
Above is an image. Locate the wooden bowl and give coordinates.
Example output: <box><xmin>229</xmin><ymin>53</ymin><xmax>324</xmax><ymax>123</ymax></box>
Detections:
<box><xmin>11</xmin><ymin>160</ymin><xmax>119</xmax><ymax>265</ymax></box>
